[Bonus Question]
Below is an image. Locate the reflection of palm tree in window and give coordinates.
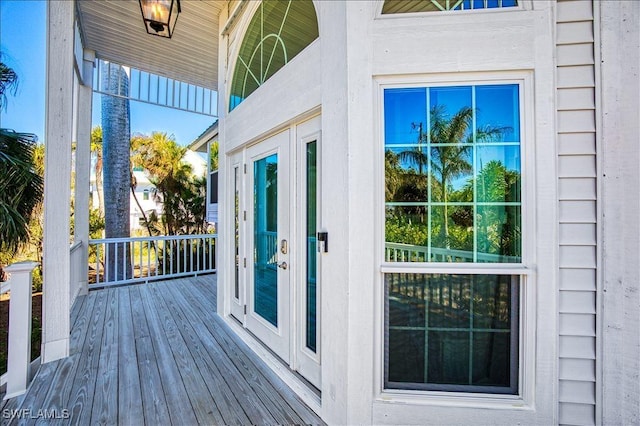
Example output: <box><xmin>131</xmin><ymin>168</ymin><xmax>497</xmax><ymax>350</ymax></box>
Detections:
<box><xmin>399</xmin><ymin>105</ymin><xmax>507</xmax><ymax>251</ymax></box>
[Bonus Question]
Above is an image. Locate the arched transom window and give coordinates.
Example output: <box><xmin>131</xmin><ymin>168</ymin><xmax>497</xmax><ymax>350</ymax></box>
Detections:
<box><xmin>382</xmin><ymin>0</ymin><xmax>517</xmax><ymax>14</ymax></box>
<box><xmin>229</xmin><ymin>0</ymin><xmax>319</xmax><ymax>111</ymax></box>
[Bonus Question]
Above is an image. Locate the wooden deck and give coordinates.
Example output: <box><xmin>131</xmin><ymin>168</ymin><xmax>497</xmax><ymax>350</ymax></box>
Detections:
<box><xmin>0</xmin><ymin>276</ymin><xmax>323</xmax><ymax>425</ymax></box>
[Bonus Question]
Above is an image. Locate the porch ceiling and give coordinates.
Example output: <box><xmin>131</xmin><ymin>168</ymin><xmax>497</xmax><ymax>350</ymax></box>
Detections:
<box><xmin>76</xmin><ymin>0</ymin><xmax>224</xmax><ymax>90</ymax></box>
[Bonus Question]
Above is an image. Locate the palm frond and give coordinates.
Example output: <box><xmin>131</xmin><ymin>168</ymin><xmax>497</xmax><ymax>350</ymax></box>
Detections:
<box><xmin>0</xmin><ymin>57</ymin><xmax>19</xmax><ymax>111</ymax></box>
<box><xmin>0</xmin><ymin>129</ymin><xmax>44</xmax><ymax>253</ymax></box>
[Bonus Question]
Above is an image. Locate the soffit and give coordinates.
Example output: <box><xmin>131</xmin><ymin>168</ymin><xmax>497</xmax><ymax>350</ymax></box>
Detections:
<box><xmin>76</xmin><ymin>0</ymin><xmax>224</xmax><ymax>90</ymax></box>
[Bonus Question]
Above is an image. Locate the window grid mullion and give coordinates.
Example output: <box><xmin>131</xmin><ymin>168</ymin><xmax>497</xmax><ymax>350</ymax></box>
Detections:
<box><xmin>472</xmin><ymin>86</ymin><xmax>478</xmax><ymax>263</ymax></box>
<box><xmin>468</xmin><ymin>275</ymin><xmax>475</xmax><ymax>385</ymax></box>
<box><xmin>426</xmin><ymin>89</ymin><xmax>432</xmax><ymax>261</ymax></box>
<box><xmin>424</xmin><ymin>275</ymin><xmax>430</xmax><ymax>383</ymax></box>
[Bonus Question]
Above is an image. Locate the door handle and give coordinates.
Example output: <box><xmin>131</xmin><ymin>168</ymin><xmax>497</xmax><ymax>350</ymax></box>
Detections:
<box><xmin>277</xmin><ymin>261</ymin><xmax>288</xmax><ymax>270</ymax></box>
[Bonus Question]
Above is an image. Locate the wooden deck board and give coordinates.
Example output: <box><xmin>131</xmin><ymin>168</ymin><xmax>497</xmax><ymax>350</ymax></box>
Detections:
<box><xmin>138</xmin><ymin>283</ymin><xmax>199</xmax><ymax>426</ymax></box>
<box><xmin>185</xmin><ymin>276</ymin><xmax>324</xmax><ymax>423</ymax></box>
<box><xmin>91</xmin><ymin>288</ymin><xmax>119</xmax><ymax>424</ymax></box>
<box><xmin>185</xmin><ymin>280</ymin><xmax>318</xmax><ymax>425</ymax></box>
<box><xmin>155</xmin><ymin>280</ymin><xmax>252</xmax><ymax>425</ymax></box>
<box><xmin>2</xmin><ymin>276</ymin><xmax>324</xmax><ymax>425</ymax></box>
<box><xmin>162</xmin><ymin>279</ymin><xmax>277</xmax><ymax>425</ymax></box>
<box><xmin>116</xmin><ymin>287</ymin><xmax>144</xmax><ymax>425</ymax></box>
<box><xmin>146</xmin><ymin>282</ymin><xmax>226</xmax><ymax>425</ymax></box>
<box><xmin>70</xmin><ymin>293</ymin><xmax>86</xmax><ymax>330</ymax></box>
<box><xmin>7</xmin><ymin>360</ymin><xmax>60</xmax><ymax>425</ymax></box>
<box><xmin>66</xmin><ymin>288</ymin><xmax>108</xmax><ymax>424</ymax></box>
<box><xmin>129</xmin><ymin>286</ymin><xmax>170</xmax><ymax>425</ymax></box>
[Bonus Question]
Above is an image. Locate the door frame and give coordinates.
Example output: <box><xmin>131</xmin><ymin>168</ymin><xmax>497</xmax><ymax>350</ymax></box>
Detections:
<box><xmin>244</xmin><ymin>130</ymin><xmax>291</xmax><ymax>363</ymax></box>
<box><xmin>229</xmin><ymin>150</ymin><xmax>245</xmax><ymax>322</ymax></box>
<box><xmin>225</xmin><ymin>116</ymin><xmax>322</xmax><ymax>387</ymax></box>
<box><xmin>293</xmin><ymin>119</ymin><xmax>322</xmax><ymax>388</ymax></box>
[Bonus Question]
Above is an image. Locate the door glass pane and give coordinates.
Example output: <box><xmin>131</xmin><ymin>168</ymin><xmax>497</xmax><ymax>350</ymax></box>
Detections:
<box><xmin>306</xmin><ymin>141</ymin><xmax>317</xmax><ymax>352</ymax></box>
<box><xmin>254</xmin><ymin>154</ymin><xmax>278</xmax><ymax>327</ymax></box>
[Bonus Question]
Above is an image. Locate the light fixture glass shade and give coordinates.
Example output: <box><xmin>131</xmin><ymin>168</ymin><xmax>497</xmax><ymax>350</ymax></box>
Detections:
<box><xmin>139</xmin><ymin>0</ymin><xmax>180</xmax><ymax>38</ymax></box>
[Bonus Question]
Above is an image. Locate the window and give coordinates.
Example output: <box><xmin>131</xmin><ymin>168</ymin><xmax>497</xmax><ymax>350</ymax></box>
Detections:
<box><xmin>143</xmin><ymin>189</ymin><xmax>150</xmax><ymax>201</ymax></box>
<box><xmin>382</xmin><ymin>0</ymin><xmax>518</xmax><ymax>14</ymax></box>
<box><xmin>383</xmin><ymin>83</ymin><xmax>522</xmax><ymax>394</ymax></box>
<box><xmin>229</xmin><ymin>0</ymin><xmax>319</xmax><ymax>111</ymax></box>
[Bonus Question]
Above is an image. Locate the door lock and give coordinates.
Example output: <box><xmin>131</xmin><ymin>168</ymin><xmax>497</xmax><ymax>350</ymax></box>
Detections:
<box><xmin>317</xmin><ymin>232</ymin><xmax>328</xmax><ymax>253</ymax></box>
<box><xmin>277</xmin><ymin>261</ymin><xmax>288</xmax><ymax>270</ymax></box>
<box><xmin>280</xmin><ymin>239</ymin><xmax>288</xmax><ymax>254</ymax></box>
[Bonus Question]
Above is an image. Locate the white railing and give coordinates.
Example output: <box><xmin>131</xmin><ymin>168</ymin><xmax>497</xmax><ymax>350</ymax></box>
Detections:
<box><xmin>1</xmin><ymin>261</ymin><xmax>39</xmax><ymax>399</ymax></box>
<box><xmin>88</xmin><ymin>234</ymin><xmax>217</xmax><ymax>289</ymax></box>
<box><xmin>385</xmin><ymin>242</ymin><xmax>519</xmax><ymax>263</ymax></box>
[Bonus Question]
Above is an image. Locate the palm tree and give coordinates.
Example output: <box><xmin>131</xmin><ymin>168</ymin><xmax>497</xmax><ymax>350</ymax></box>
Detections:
<box><xmin>132</xmin><ymin>132</ymin><xmax>209</xmax><ymax>273</ymax></box>
<box><xmin>0</xmin><ymin>54</ymin><xmax>18</xmax><ymax>111</ymax></box>
<box><xmin>0</xmin><ymin>57</ymin><xmax>44</xmax><ymax>281</ymax></box>
<box><xmin>430</xmin><ymin>105</ymin><xmax>474</xmax><ymax>249</ymax></box>
<box><xmin>398</xmin><ymin>105</ymin><xmax>506</xmax><ymax>251</ymax></box>
<box><xmin>0</xmin><ymin>130</ymin><xmax>44</xmax><ymax>267</ymax></box>
<box><xmin>131</xmin><ymin>132</ymin><xmax>193</xmax><ymax>235</ymax></box>
<box><xmin>90</xmin><ymin>126</ymin><xmax>104</xmax><ymax>217</ymax></box>
<box><xmin>101</xmin><ymin>63</ymin><xmax>132</xmax><ymax>280</ymax></box>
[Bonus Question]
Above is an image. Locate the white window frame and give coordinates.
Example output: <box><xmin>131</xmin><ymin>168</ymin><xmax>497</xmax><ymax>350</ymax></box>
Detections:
<box><xmin>374</xmin><ymin>71</ymin><xmax>536</xmax><ymax>410</ymax></box>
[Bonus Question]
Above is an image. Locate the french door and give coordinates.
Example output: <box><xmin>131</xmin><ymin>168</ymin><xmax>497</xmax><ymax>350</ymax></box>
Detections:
<box><xmin>229</xmin><ymin>119</ymin><xmax>321</xmax><ymax>388</ymax></box>
<box><xmin>245</xmin><ymin>131</ymin><xmax>291</xmax><ymax>362</ymax></box>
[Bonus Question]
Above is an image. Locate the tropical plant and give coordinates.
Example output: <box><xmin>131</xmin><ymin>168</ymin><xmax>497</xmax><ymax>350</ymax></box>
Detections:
<box><xmin>209</xmin><ymin>140</ymin><xmax>219</xmax><ymax>171</ymax></box>
<box><xmin>463</xmin><ymin>160</ymin><xmax>521</xmax><ymax>258</ymax></box>
<box><xmin>0</xmin><ymin>130</ymin><xmax>44</xmax><ymax>280</ymax></box>
<box><xmin>397</xmin><ymin>105</ymin><xmax>506</xmax><ymax>250</ymax></box>
<box><xmin>131</xmin><ymin>132</ymin><xmax>209</xmax><ymax>274</ymax></box>
<box><xmin>131</xmin><ymin>132</ymin><xmax>208</xmax><ymax>235</ymax></box>
<box><xmin>91</xmin><ymin>126</ymin><xmax>104</xmax><ymax>217</ymax></box>
<box><xmin>0</xmin><ymin>54</ymin><xmax>18</xmax><ymax>112</ymax></box>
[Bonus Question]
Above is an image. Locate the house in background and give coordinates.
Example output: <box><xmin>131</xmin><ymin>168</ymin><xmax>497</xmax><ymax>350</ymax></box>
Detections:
<box><xmin>129</xmin><ymin>166</ymin><xmax>162</xmax><ymax>231</ymax></box>
<box><xmin>32</xmin><ymin>1</ymin><xmax>640</xmax><ymax>425</ymax></box>
<box><xmin>90</xmin><ymin>149</ymin><xmax>207</xmax><ymax>232</ymax></box>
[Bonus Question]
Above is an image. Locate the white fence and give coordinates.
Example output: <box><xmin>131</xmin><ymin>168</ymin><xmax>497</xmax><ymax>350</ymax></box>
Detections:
<box><xmin>88</xmin><ymin>234</ymin><xmax>217</xmax><ymax>289</ymax></box>
<box><xmin>1</xmin><ymin>261</ymin><xmax>39</xmax><ymax>399</ymax></box>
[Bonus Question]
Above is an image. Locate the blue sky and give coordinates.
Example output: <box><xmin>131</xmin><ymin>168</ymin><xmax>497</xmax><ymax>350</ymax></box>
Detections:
<box><xmin>0</xmin><ymin>0</ymin><xmax>215</xmax><ymax>146</ymax></box>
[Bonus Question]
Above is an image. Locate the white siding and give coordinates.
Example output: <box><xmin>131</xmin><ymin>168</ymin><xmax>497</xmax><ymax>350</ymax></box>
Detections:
<box><xmin>556</xmin><ymin>1</ymin><xmax>598</xmax><ymax>424</ymax></box>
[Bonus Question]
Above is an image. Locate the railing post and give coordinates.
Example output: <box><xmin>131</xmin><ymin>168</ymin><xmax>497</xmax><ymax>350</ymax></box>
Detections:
<box><xmin>3</xmin><ymin>261</ymin><xmax>39</xmax><ymax>399</ymax></box>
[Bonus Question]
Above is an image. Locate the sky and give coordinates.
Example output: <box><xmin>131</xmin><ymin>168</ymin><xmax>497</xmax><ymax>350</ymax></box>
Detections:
<box><xmin>0</xmin><ymin>0</ymin><xmax>215</xmax><ymax>147</ymax></box>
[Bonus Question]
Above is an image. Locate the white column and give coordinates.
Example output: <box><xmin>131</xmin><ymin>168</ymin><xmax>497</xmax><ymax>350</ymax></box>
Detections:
<box><xmin>216</xmin><ymin>5</ymin><xmax>229</xmax><ymax>317</ymax></box>
<box><xmin>3</xmin><ymin>262</ymin><xmax>38</xmax><ymax>399</ymax></box>
<box><xmin>73</xmin><ymin>49</ymin><xmax>95</xmax><ymax>299</ymax></box>
<box><xmin>600</xmin><ymin>1</ymin><xmax>640</xmax><ymax>424</ymax></box>
<box><xmin>42</xmin><ymin>0</ymin><xmax>74</xmax><ymax>363</ymax></box>
<box><xmin>319</xmin><ymin>2</ymin><xmax>350</xmax><ymax>424</ymax></box>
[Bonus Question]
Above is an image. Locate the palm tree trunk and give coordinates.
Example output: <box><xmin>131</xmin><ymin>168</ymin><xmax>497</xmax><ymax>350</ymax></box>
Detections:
<box><xmin>95</xmin><ymin>156</ymin><xmax>104</xmax><ymax>218</ymax></box>
<box><xmin>101</xmin><ymin>64</ymin><xmax>132</xmax><ymax>281</ymax></box>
